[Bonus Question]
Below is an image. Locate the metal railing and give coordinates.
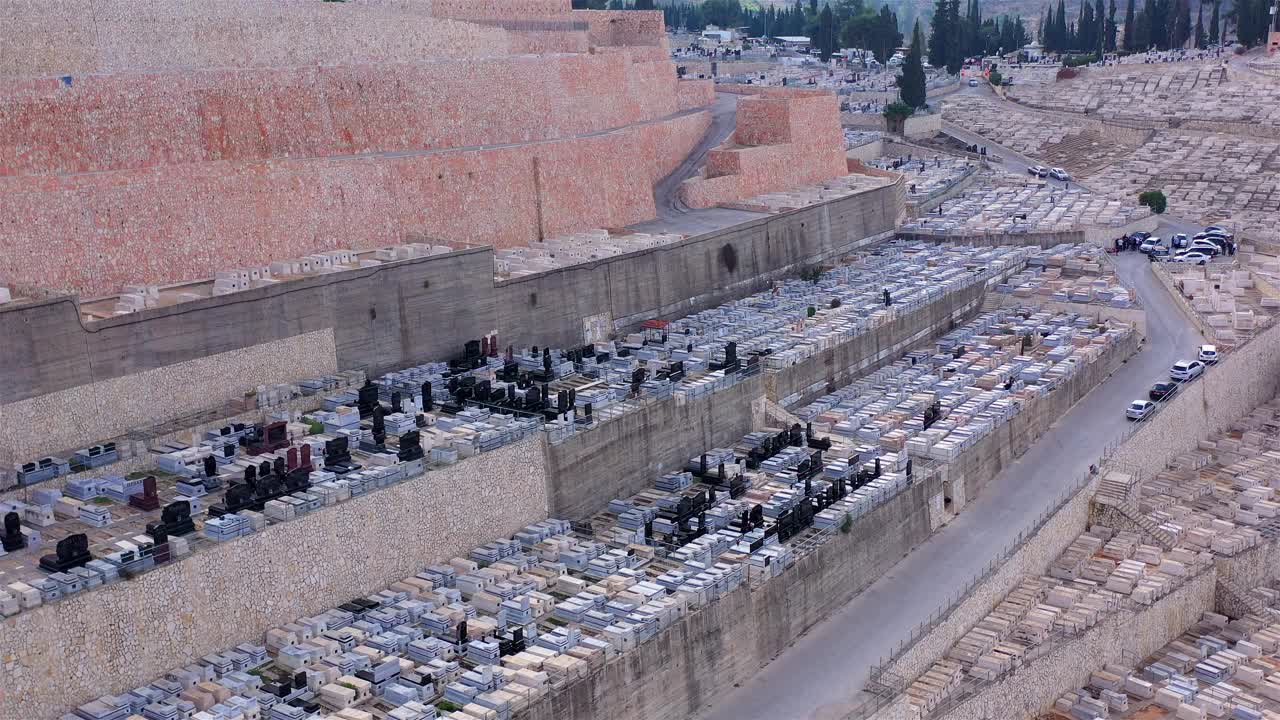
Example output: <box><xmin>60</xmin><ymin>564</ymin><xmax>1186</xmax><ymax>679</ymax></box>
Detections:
<box><xmin>844</xmin><ymin>438</ymin><xmax>1133</xmax><ymax>720</ymax></box>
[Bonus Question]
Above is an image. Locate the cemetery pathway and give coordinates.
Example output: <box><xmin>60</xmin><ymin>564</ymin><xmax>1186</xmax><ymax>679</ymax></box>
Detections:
<box><xmin>694</xmin><ymin>252</ymin><xmax>1204</xmax><ymax>720</ymax></box>
<box><xmin>653</xmin><ymin>92</ymin><xmax>740</xmax><ymax>218</ymax></box>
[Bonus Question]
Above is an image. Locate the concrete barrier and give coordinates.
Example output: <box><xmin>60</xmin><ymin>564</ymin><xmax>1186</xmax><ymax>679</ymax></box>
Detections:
<box><xmin>2</xmin><ymin>437</ymin><xmax>548</xmax><ymax>720</ymax></box>
<box><xmin>0</xmin><ymin>181</ymin><xmax>903</xmax><ymax>467</ymax></box>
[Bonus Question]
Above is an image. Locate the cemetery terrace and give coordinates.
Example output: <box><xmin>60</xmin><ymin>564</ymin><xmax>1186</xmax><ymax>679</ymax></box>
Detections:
<box><xmin>0</xmin><ymin>243</ymin><xmax>1032</xmax><ymax>619</ymax></box>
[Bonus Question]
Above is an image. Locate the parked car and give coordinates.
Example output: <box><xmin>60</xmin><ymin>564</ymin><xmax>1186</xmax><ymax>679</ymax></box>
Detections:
<box><xmin>1170</xmin><ymin>233</ymin><xmax>1189</xmax><ymax>249</ymax></box>
<box><xmin>1048</xmin><ymin>167</ymin><xmax>1072</xmax><ymax>181</ymax></box>
<box><xmin>1149</xmin><ymin>382</ymin><xmax>1179</xmax><ymax>401</ymax></box>
<box><xmin>1129</xmin><ymin>232</ymin><xmax>1152</xmax><ymax>244</ymax></box>
<box><xmin>1028</xmin><ymin>165</ymin><xmax>1049</xmax><ymax>177</ymax></box>
<box><xmin>1172</xmin><ymin>250</ymin><xmax>1213</xmax><ymax>265</ymax></box>
<box><xmin>1127</xmin><ymin>399</ymin><xmax>1156</xmax><ymax>420</ymax></box>
<box><xmin>1139</xmin><ymin>237</ymin><xmax>1164</xmax><ymax>253</ymax></box>
<box><xmin>1198</xmin><ymin>344</ymin><xmax>1219</xmax><ymax>364</ymax></box>
<box><xmin>1170</xmin><ymin>359</ymin><xmax>1206</xmax><ymax>381</ymax></box>
<box><xmin>1148</xmin><ymin>247</ymin><xmax>1172</xmax><ymax>261</ymax></box>
<box><xmin>1203</xmin><ymin>226</ymin><xmax>1234</xmax><ymax>239</ymax></box>
<box><xmin>1186</xmin><ymin>241</ymin><xmax>1222</xmax><ymax>255</ymax></box>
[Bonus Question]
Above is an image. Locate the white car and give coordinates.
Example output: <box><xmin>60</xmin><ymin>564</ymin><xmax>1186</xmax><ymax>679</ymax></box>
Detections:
<box><xmin>1173</xmin><ymin>250</ymin><xmax>1213</xmax><ymax>265</ymax></box>
<box><xmin>1170</xmin><ymin>359</ymin><xmax>1206</xmax><ymax>382</ymax></box>
<box><xmin>1198</xmin><ymin>344</ymin><xmax>1219</xmax><ymax>364</ymax></box>
<box><xmin>1048</xmin><ymin>167</ymin><xmax>1072</xmax><ymax>181</ymax></box>
<box><xmin>968</xmin><ymin>78</ymin><xmax>979</xmax><ymax>86</ymax></box>
<box><xmin>1126</xmin><ymin>399</ymin><xmax>1155</xmax><ymax>421</ymax></box>
<box><xmin>1139</xmin><ymin>237</ymin><xmax>1163</xmax><ymax>253</ymax></box>
<box><xmin>1028</xmin><ymin>165</ymin><xmax>1049</xmax><ymax>177</ymax></box>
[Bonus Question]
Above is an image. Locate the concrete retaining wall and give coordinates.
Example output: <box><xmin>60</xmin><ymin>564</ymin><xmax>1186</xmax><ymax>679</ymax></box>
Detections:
<box><xmin>0</xmin><ymin>182</ymin><xmax>903</xmax><ymax>466</ymax></box>
<box><xmin>518</xmin><ymin>468</ymin><xmax>944</xmax><ymax>720</ymax></box>
<box><xmin>3</xmin><ymin>437</ymin><xmax>549</xmax><ymax>720</ymax></box>
<box><xmin>543</xmin><ymin>375</ymin><xmax>762</xmax><ymax>519</ymax></box>
<box><xmin>1109</xmin><ymin>320</ymin><xmax>1280</xmax><ymax>472</ymax></box>
<box><xmin>765</xmin><ymin>281</ymin><xmax>990</xmax><ymax>408</ymax></box>
<box><xmin>942</xmin><ymin>328</ymin><xmax>1140</xmax><ymax>507</ymax></box>
<box><xmin>934</xmin><ymin>570</ymin><xmax>1215</xmax><ymax>720</ymax></box>
<box><xmin>545</xmin><ymin>268</ymin><xmax>993</xmax><ymax>519</ymax></box>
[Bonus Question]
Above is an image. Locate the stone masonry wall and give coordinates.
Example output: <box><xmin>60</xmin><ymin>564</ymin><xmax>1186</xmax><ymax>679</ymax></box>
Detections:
<box><xmin>0</xmin><ymin>53</ymin><xmax>693</xmax><ymax>177</ymax></box>
<box><xmin>519</xmin><ymin>468</ymin><xmax>943</xmax><ymax>720</ymax></box>
<box><xmin>0</xmin><ymin>328</ymin><xmax>338</xmax><ymax>465</ymax></box>
<box><xmin>679</xmin><ymin>91</ymin><xmax>848</xmax><ymax>209</ymax></box>
<box><xmin>0</xmin><ymin>109</ymin><xmax>711</xmax><ymax>296</ymax></box>
<box><xmin>1109</xmin><ymin>320</ymin><xmax>1280</xmax><ymax>471</ymax></box>
<box><xmin>0</xmin><ymin>0</ymin><xmax>518</xmax><ymax>77</ymax></box>
<box><xmin>1</xmin><ymin>437</ymin><xmax>549</xmax><ymax>720</ymax></box>
<box><xmin>882</xmin><ymin>475</ymin><xmax>1101</xmax><ymax>690</ymax></box>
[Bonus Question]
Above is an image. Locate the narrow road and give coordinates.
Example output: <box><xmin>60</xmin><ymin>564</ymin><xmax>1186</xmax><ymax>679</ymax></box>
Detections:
<box><xmin>696</xmin><ymin>118</ymin><xmax>1209</xmax><ymax>720</ymax></box>
<box><xmin>653</xmin><ymin>92</ymin><xmax>739</xmax><ymax>218</ymax></box>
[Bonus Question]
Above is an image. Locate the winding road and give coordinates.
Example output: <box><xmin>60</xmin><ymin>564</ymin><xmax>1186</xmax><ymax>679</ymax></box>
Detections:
<box><xmin>695</xmin><ymin>107</ymin><xmax>1207</xmax><ymax>720</ymax></box>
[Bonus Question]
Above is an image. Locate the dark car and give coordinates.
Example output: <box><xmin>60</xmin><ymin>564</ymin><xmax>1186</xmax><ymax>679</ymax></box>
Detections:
<box><xmin>1148</xmin><ymin>247</ymin><xmax>1172</xmax><ymax>261</ymax></box>
<box><xmin>1149</xmin><ymin>381</ymin><xmax>1179</xmax><ymax>401</ymax></box>
<box><xmin>1129</xmin><ymin>232</ymin><xmax>1152</xmax><ymax>244</ymax></box>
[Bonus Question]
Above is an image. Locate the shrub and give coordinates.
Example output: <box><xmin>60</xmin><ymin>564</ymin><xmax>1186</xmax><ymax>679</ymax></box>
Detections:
<box><xmin>1138</xmin><ymin>190</ymin><xmax>1168</xmax><ymax>214</ymax></box>
<box><xmin>840</xmin><ymin>514</ymin><xmax>853</xmax><ymax>534</ymax></box>
<box><xmin>1061</xmin><ymin>53</ymin><xmax>1098</xmax><ymax>67</ymax></box>
<box><xmin>438</xmin><ymin>701</ymin><xmax>462</xmax><ymax>713</ymax></box>
<box><xmin>988</xmin><ymin>70</ymin><xmax>1003</xmax><ymax>86</ymax></box>
<box><xmin>807</xmin><ymin>306</ymin><xmax>817</xmax><ymax>318</ymax></box>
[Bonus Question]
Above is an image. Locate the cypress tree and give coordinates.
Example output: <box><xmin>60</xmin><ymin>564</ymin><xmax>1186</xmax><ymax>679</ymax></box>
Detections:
<box><xmin>928</xmin><ymin>0</ymin><xmax>952</xmax><ymax>68</ymax></box>
<box><xmin>1194</xmin><ymin>1</ymin><xmax>1206</xmax><ymax>47</ymax></box>
<box><xmin>1174</xmin><ymin>0</ymin><xmax>1192</xmax><ymax>47</ymax></box>
<box><xmin>946</xmin><ymin>0</ymin><xmax>964</xmax><ymax>71</ymax></box>
<box><xmin>1106</xmin><ymin>0</ymin><xmax>1119</xmax><ymax>49</ymax></box>
<box><xmin>899</xmin><ymin>20</ymin><xmax>928</xmax><ymax>108</ymax></box>
<box><xmin>1056</xmin><ymin>0</ymin><xmax>1068</xmax><ymax>50</ymax></box>
<box><xmin>1208</xmin><ymin>0</ymin><xmax>1219</xmax><ymax>42</ymax></box>
<box><xmin>1123</xmin><ymin>0</ymin><xmax>1137</xmax><ymax>48</ymax></box>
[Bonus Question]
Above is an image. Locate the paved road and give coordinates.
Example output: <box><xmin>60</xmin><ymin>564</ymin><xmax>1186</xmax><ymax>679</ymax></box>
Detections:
<box><xmin>697</xmin><ymin>114</ymin><xmax>1211</xmax><ymax>719</ymax></box>
<box><xmin>653</xmin><ymin>92</ymin><xmax>740</xmax><ymax>219</ymax></box>
<box><xmin>696</xmin><ymin>252</ymin><xmax>1206</xmax><ymax>720</ymax></box>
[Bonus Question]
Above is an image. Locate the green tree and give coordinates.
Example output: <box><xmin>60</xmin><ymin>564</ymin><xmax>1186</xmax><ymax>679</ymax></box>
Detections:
<box><xmin>571</xmin><ymin>0</ymin><xmax>608</xmax><ymax>8</ymax></box>
<box><xmin>1208</xmin><ymin>0</ymin><xmax>1220</xmax><ymax>42</ymax></box>
<box><xmin>1138</xmin><ymin>190</ymin><xmax>1168</xmax><ymax>214</ymax></box>
<box><xmin>946</xmin><ymin>0</ymin><xmax>964</xmax><ymax>71</ymax></box>
<box><xmin>1106</xmin><ymin>0</ymin><xmax>1119</xmax><ymax>50</ymax></box>
<box><xmin>1173</xmin><ymin>0</ymin><xmax>1192</xmax><ymax>47</ymax></box>
<box><xmin>1123</xmin><ymin>0</ymin><xmax>1137</xmax><ymax>48</ymax></box>
<box><xmin>816</xmin><ymin>3</ymin><xmax>838</xmax><ymax>60</ymax></box>
<box><xmin>703</xmin><ymin>0</ymin><xmax>743</xmax><ymax>26</ymax></box>
<box><xmin>898</xmin><ymin>20</ymin><xmax>928</xmax><ymax>107</ymax></box>
<box><xmin>1194</xmin><ymin>2</ymin><xmax>1206</xmax><ymax>46</ymax></box>
<box><xmin>634</xmin><ymin>0</ymin><xmax>655</xmax><ymax>9</ymax></box>
<box><xmin>928</xmin><ymin>0</ymin><xmax>953</xmax><ymax>67</ymax></box>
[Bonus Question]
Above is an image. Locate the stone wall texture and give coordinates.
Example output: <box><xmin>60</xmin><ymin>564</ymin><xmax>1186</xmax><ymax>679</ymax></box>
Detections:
<box><xmin>0</xmin><ymin>437</ymin><xmax>548</xmax><ymax>720</ymax></box>
<box><xmin>0</xmin><ymin>108</ymin><xmax>711</xmax><ymax>296</ymax></box>
<box><xmin>882</xmin><ymin>476</ymin><xmax>1101</xmax><ymax>689</ymax></box>
<box><xmin>0</xmin><ymin>54</ymin><xmax>693</xmax><ymax>177</ymax></box>
<box><xmin>0</xmin><ymin>181</ymin><xmax>902</xmax><ymax>413</ymax></box>
<box><xmin>0</xmin><ymin>328</ymin><xmax>337</xmax><ymax>465</ymax></box>
<box><xmin>679</xmin><ymin>90</ymin><xmax>849</xmax><ymax>209</ymax></box>
<box><xmin>1109</xmin><ymin>319</ymin><xmax>1280</xmax><ymax>471</ymax></box>
<box><xmin>934</xmin><ymin>570</ymin><xmax>1215</xmax><ymax>720</ymax></box>
<box><xmin>0</xmin><ymin>0</ymin><xmax>519</xmax><ymax>77</ymax></box>
<box><xmin>519</xmin><ymin>468</ymin><xmax>944</xmax><ymax>720</ymax></box>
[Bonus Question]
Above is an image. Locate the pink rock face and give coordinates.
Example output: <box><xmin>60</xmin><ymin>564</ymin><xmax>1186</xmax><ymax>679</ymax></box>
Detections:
<box><xmin>679</xmin><ymin>89</ymin><xmax>849</xmax><ymax>210</ymax></box>
<box><xmin>0</xmin><ymin>3</ymin><xmax>705</xmax><ymax>297</ymax></box>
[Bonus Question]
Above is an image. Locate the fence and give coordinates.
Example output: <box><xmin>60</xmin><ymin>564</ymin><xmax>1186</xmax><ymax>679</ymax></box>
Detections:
<box><xmin>841</xmin><ymin>430</ymin><xmax>1140</xmax><ymax>720</ymax></box>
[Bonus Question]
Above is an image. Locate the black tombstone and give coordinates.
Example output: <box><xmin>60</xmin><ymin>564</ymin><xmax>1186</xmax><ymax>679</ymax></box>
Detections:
<box><xmin>1</xmin><ymin>511</ymin><xmax>25</xmax><ymax>552</ymax></box>
<box><xmin>39</xmin><ymin>533</ymin><xmax>92</xmax><ymax>573</ymax></box>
